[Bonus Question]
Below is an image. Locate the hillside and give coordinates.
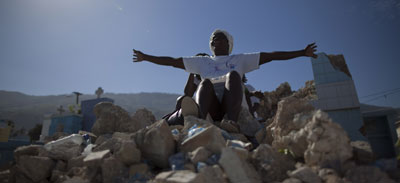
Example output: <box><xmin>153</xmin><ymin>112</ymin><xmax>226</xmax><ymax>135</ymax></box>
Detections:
<box><xmin>0</xmin><ymin>90</ymin><xmax>180</xmax><ymax>130</ymax></box>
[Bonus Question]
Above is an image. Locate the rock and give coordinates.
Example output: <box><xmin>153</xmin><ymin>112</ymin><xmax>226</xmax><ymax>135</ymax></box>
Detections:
<box><xmin>256</xmin><ymin>82</ymin><xmax>293</xmax><ymax>120</ymax></box>
<box><xmin>254</xmin><ymin>127</ymin><xmax>266</xmax><ymax>144</ymax></box>
<box><xmin>220</xmin><ymin>119</ymin><xmax>240</xmax><ymax>133</ymax></box>
<box><xmin>67</xmin><ymin>167</ymin><xmax>99</xmax><ymax>183</ymax></box>
<box><xmin>345</xmin><ymin>165</ymin><xmax>397</xmax><ymax>183</ymax></box>
<box><xmin>155</xmin><ymin>170</ymin><xmax>205</xmax><ymax>183</ymax></box>
<box><xmin>93</xmin><ymin>137</ymin><xmax>122</xmax><ymax>153</ymax></box>
<box><xmin>250</xmin><ymin>144</ymin><xmax>295</xmax><ymax>182</ymax></box>
<box><xmin>94</xmin><ymin>133</ymin><xmax>112</xmax><ymax>145</ymax></box>
<box><xmin>226</xmin><ymin>140</ymin><xmax>252</xmax><ymax>150</ymax></box>
<box><xmin>181</xmin><ymin>116</ymin><xmax>213</xmax><ymax>139</ymax></box>
<box><xmin>184</xmin><ymin>163</ymin><xmax>196</xmax><ymax>172</ymax></box>
<box><xmin>18</xmin><ymin>155</ymin><xmax>55</xmax><ymax>182</ymax></box>
<box><xmin>101</xmin><ymin>156</ymin><xmax>128</xmax><ymax>183</ymax></box>
<box><xmin>55</xmin><ymin>160</ymin><xmax>67</xmax><ymax>171</ymax></box>
<box><xmin>324</xmin><ymin>175</ymin><xmax>344</xmax><ymax>183</ymax></box>
<box><xmin>230</xmin><ymin>147</ymin><xmax>249</xmax><ymax>161</ymax></box>
<box><xmin>188</xmin><ymin>146</ymin><xmax>212</xmax><ymax>164</ymax></box>
<box><xmin>198</xmin><ymin>165</ymin><xmax>228</xmax><ymax>183</ymax></box>
<box><xmin>92</xmin><ymin>102</ymin><xmax>137</xmax><ymax>136</ymax></box>
<box><xmin>61</xmin><ymin>176</ymin><xmax>90</xmax><ymax>183</ymax></box>
<box><xmin>129</xmin><ymin>163</ymin><xmax>150</xmax><ymax>177</ymax></box>
<box><xmin>318</xmin><ymin>168</ymin><xmax>345</xmax><ymax>183</ymax></box>
<box><xmin>67</xmin><ymin>155</ymin><xmax>84</xmax><ymax>170</ymax></box>
<box><xmin>351</xmin><ymin>141</ymin><xmax>375</xmax><ymax>164</ymax></box>
<box><xmin>115</xmin><ymin>141</ymin><xmax>141</xmax><ymax>165</ymax></box>
<box><xmin>269</xmin><ymin>96</ymin><xmax>353</xmax><ymax>171</ymax></box>
<box><xmin>304</xmin><ymin>110</ymin><xmax>353</xmax><ymax>170</ymax></box>
<box><xmin>180</xmin><ymin>125</ymin><xmax>226</xmax><ymax>154</ymax></box>
<box><xmin>51</xmin><ymin>170</ymin><xmax>67</xmax><ymax>183</ymax></box>
<box><xmin>131</xmin><ymin>108</ymin><xmax>156</xmax><ymax>130</ymax></box>
<box><xmin>229</xmin><ymin>133</ymin><xmax>249</xmax><ymax>142</ymax></box>
<box><xmin>282</xmin><ymin>178</ymin><xmax>302</xmax><ymax>183</ymax></box>
<box><xmin>318</xmin><ymin>168</ymin><xmax>338</xmax><ymax>178</ymax></box>
<box><xmin>237</xmin><ymin>107</ymin><xmax>262</xmax><ymax>136</ymax></box>
<box><xmin>288</xmin><ymin>166</ymin><xmax>321</xmax><ymax>183</ymax></box>
<box><xmin>292</xmin><ymin>80</ymin><xmax>317</xmax><ymax>100</ymax></box>
<box><xmin>41</xmin><ymin>141</ymin><xmax>83</xmax><ymax>161</ymax></box>
<box><xmin>218</xmin><ymin>147</ymin><xmax>261</xmax><ymax>183</ymax></box>
<box><xmin>14</xmin><ymin>171</ymin><xmax>34</xmax><ymax>183</ymax></box>
<box><xmin>0</xmin><ymin>170</ymin><xmax>10</xmax><ymax>183</ymax></box>
<box><xmin>269</xmin><ymin>96</ymin><xmax>315</xmax><ymax>157</ymax></box>
<box><xmin>14</xmin><ymin>145</ymin><xmax>42</xmax><ymax>162</ymax></box>
<box><xmin>83</xmin><ymin>149</ymin><xmax>111</xmax><ymax>167</ymax></box>
<box><xmin>275</xmin><ymin>82</ymin><xmax>292</xmax><ymax>97</ymax></box>
<box><xmin>133</xmin><ymin>120</ymin><xmax>175</xmax><ymax>168</ymax></box>
<box><xmin>112</xmin><ymin>131</ymin><xmax>133</xmax><ymax>141</ymax></box>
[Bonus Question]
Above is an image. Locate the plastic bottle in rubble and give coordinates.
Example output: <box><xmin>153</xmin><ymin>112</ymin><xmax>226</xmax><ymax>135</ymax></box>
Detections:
<box><xmin>44</xmin><ymin>134</ymin><xmax>83</xmax><ymax>151</ymax></box>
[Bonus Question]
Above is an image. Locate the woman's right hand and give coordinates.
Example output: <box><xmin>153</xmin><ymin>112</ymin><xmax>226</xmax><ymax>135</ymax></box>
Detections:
<box><xmin>133</xmin><ymin>49</ymin><xmax>145</xmax><ymax>62</ymax></box>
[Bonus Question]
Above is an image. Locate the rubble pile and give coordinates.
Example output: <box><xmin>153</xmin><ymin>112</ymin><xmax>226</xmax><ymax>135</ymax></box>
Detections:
<box><xmin>256</xmin><ymin>81</ymin><xmax>317</xmax><ymax>122</ymax></box>
<box><xmin>5</xmin><ymin>83</ymin><xmax>399</xmax><ymax>183</ymax></box>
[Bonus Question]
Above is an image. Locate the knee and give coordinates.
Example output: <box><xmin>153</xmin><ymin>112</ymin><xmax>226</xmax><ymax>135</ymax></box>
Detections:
<box><xmin>176</xmin><ymin>96</ymin><xmax>185</xmax><ymax>102</ymax></box>
<box><xmin>226</xmin><ymin>71</ymin><xmax>241</xmax><ymax>83</ymax></box>
<box><xmin>199</xmin><ymin>79</ymin><xmax>213</xmax><ymax>89</ymax></box>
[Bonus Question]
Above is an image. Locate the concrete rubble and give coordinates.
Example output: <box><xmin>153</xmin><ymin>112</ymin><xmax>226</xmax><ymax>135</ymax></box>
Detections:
<box><xmin>4</xmin><ymin>81</ymin><xmax>399</xmax><ymax>183</ymax></box>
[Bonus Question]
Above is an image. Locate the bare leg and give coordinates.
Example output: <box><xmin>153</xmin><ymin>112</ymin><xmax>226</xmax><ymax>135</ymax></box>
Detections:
<box><xmin>222</xmin><ymin>71</ymin><xmax>243</xmax><ymax>122</ymax></box>
<box><xmin>196</xmin><ymin>79</ymin><xmax>223</xmax><ymax>121</ymax></box>
<box><xmin>175</xmin><ymin>96</ymin><xmax>185</xmax><ymax>110</ymax></box>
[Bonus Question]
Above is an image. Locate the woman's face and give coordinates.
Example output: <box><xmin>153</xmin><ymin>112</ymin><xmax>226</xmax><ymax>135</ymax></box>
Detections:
<box><xmin>211</xmin><ymin>32</ymin><xmax>229</xmax><ymax>56</ymax></box>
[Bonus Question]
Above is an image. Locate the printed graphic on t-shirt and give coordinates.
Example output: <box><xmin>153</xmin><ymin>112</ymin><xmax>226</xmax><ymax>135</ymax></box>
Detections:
<box><xmin>203</xmin><ymin>56</ymin><xmax>238</xmax><ymax>79</ymax></box>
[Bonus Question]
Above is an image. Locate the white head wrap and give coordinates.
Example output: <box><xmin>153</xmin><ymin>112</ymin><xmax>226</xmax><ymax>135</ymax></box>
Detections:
<box><xmin>209</xmin><ymin>29</ymin><xmax>233</xmax><ymax>55</ymax></box>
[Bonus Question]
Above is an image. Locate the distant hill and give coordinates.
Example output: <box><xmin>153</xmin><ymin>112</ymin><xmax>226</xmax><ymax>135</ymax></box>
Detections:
<box><xmin>0</xmin><ymin>90</ymin><xmax>180</xmax><ymax>130</ymax></box>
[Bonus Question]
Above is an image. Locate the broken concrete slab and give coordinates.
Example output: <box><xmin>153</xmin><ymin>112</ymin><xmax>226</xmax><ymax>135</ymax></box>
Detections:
<box><xmin>42</xmin><ymin>141</ymin><xmax>83</xmax><ymax>161</ymax></box>
<box><xmin>133</xmin><ymin>120</ymin><xmax>176</xmax><ymax>168</ymax></box>
<box><xmin>13</xmin><ymin>145</ymin><xmax>43</xmax><ymax>162</ymax></box>
<box><xmin>129</xmin><ymin>163</ymin><xmax>150</xmax><ymax>177</ymax></box>
<box><xmin>155</xmin><ymin>170</ymin><xmax>205</xmax><ymax>183</ymax></box>
<box><xmin>288</xmin><ymin>166</ymin><xmax>321</xmax><ymax>183</ymax></box>
<box><xmin>188</xmin><ymin>146</ymin><xmax>212</xmax><ymax>164</ymax></box>
<box><xmin>83</xmin><ymin>149</ymin><xmax>111</xmax><ymax>167</ymax></box>
<box><xmin>101</xmin><ymin>156</ymin><xmax>128</xmax><ymax>183</ymax></box>
<box><xmin>304</xmin><ymin>110</ymin><xmax>353</xmax><ymax>169</ymax></box>
<box><xmin>345</xmin><ymin>165</ymin><xmax>397</xmax><ymax>183</ymax></box>
<box><xmin>180</xmin><ymin>125</ymin><xmax>226</xmax><ymax>154</ymax></box>
<box><xmin>115</xmin><ymin>141</ymin><xmax>141</xmax><ymax>165</ymax></box>
<box><xmin>18</xmin><ymin>155</ymin><xmax>55</xmax><ymax>182</ymax></box>
<box><xmin>220</xmin><ymin>119</ymin><xmax>240</xmax><ymax>133</ymax></box>
<box><xmin>250</xmin><ymin>144</ymin><xmax>295</xmax><ymax>182</ymax></box>
<box><xmin>92</xmin><ymin>102</ymin><xmax>137</xmax><ymax>136</ymax></box>
<box><xmin>131</xmin><ymin>108</ymin><xmax>156</xmax><ymax>130</ymax></box>
<box><xmin>351</xmin><ymin>141</ymin><xmax>375</xmax><ymax>164</ymax></box>
<box><xmin>218</xmin><ymin>147</ymin><xmax>261</xmax><ymax>183</ymax></box>
<box><xmin>198</xmin><ymin>165</ymin><xmax>228</xmax><ymax>183</ymax></box>
<box><xmin>237</xmin><ymin>107</ymin><xmax>262</xmax><ymax>137</ymax></box>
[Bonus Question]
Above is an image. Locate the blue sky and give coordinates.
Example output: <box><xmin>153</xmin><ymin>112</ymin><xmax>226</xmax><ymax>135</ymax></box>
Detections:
<box><xmin>1</xmin><ymin>0</ymin><xmax>399</xmax><ymax>108</ymax></box>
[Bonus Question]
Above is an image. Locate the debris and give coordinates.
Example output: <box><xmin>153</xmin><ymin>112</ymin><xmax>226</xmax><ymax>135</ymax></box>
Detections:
<box><xmin>155</xmin><ymin>170</ymin><xmax>205</xmax><ymax>183</ymax></box>
<box><xmin>218</xmin><ymin>147</ymin><xmax>261</xmax><ymax>183</ymax></box>
<box><xmin>133</xmin><ymin>120</ymin><xmax>175</xmax><ymax>168</ymax></box>
<box><xmin>288</xmin><ymin>166</ymin><xmax>321</xmax><ymax>183</ymax></box>
<box><xmin>180</xmin><ymin>125</ymin><xmax>226</xmax><ymax>154</ymax></box>
<box><xmin>6</xmin><ymin>81</ymin><xmax>399</xmax><ymax>183</ymax></box>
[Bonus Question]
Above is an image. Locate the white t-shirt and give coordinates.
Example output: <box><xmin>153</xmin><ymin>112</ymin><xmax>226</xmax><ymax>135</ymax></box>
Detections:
<box><xmin>183</xmin><ymin>53</ymin><xmax>260</xmax><ymax>83</ymax></box>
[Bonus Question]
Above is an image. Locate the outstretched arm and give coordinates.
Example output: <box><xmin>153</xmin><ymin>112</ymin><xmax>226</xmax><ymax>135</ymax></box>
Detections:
<box><xmin>184</xmin><ymin>74</ymin><xmax>198</xmax><ymax>97</ymax></box>
<box><xmin>133</xmin><ymin>49</ymin><xmax>185</xmax><ymax>69</ymax></box>
<box><xmin>259</xmin><ymin>43</ymin><xmax>317</xmax><ymax>65</ymax></box>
